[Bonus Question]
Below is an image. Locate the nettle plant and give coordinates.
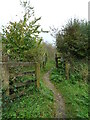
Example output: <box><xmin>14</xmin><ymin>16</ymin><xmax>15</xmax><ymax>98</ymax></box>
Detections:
<box><xmin>2</xmin><ymin>1</ymin><xmax>43</xmax><ymax>62</ymax></box>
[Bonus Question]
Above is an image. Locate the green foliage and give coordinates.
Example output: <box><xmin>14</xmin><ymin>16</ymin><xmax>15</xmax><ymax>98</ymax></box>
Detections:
<box><xmin>50</xmin><ymin>67</ymin><xmax>65</xmax><ymax>82</ymax></box>
<box><xmin>55</xmin><ymin>18</ymin><xmax>88</xmax><ymax>59</ymax></box>
<box><xmin>42</xmin><ymin>42</ymin><xmax>56</xmax><ymax>61</ymax></box>
<box><xmin>2</xmin><ymin>59</ymin><xmax>55</xmax><ymax>119</ymax></box>
<box><xmin>41</xmin><ymin>60</ymin><xmax>55</xmax><ymax>74</ymax></box>
<box><xmin>2</xmin><ymin>81</ymin><xmax>54</xmax><ymax>119</ymax></box>
<box><xmin>70</xmin><ymin>59</ymin><xmax>88</xmax><ymax>83</ymax></box>
<box><xmin>50</xmin><ymin>66</ymin><xmax>88</xmax><ymax>118</ymax></box>
<box><xmin>2</xmin><ymin>1</ymin><xmax>43</xmax><ymax>62</ymax></box>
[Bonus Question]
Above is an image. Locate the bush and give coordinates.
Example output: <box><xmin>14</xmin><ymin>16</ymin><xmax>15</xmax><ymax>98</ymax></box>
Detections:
<box><xmin>2</xmin><ymin>1</ymin><xmax>43</xmax><ymax>62</ymax></box>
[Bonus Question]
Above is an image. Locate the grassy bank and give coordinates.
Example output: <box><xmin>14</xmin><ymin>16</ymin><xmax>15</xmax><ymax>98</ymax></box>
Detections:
<box><xmin>50</xmin><ymin>61</ymin><xmax>88</xmax><ymax>118</ymax></box>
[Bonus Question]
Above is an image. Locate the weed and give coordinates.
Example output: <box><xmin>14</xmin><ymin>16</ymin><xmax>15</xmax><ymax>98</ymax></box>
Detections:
<box><xmin>50</xmin><ymin>64</ymin><xmax>88</xmax><ymax>118</ymax></box>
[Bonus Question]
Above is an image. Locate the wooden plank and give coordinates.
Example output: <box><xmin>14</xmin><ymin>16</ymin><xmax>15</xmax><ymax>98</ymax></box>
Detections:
<box><xmin>8</xmin><ymin>62</ymin><xmax>35</xmax><ymax>67</ymax></box>
<box><xmin>0</xmin><ymin>62</ymin><xmax>35</xmax><ymax>67</ymax></box>
<box><xmin>10</xmin><ymin>90</ymin><xmax>25</xmax><ymax>99</ymax></box>
<box><xmin>10</xmin><ymin>71</ymin><xmax>35</xmax><ymax>78</ymax></box>
<box><xmin>10</xmin><ymin>79</ymin><xmax>36</xmax><ymax>89</ymax></box>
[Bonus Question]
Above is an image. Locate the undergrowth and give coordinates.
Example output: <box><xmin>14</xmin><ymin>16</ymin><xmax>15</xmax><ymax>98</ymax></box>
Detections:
<box><xmin>50</xmin><ymin>61</ymin><xmax>88</xmax><ymax>118</ymax></box>
<box><xmin>2</xmin><ymin>80</ymin><xmax>54</xmax><ymax>119</ymax></box>
<box><xmin>2</xmin><ymin>60</ymin><xmax>55</xmax><ymax>119</ymax></box>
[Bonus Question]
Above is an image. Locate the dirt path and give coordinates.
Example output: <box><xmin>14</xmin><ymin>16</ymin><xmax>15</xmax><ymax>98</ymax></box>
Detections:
<box><xmin>43</xmin><ymin>71</ymin><xmax>66</xmax><ymax>118</ymax></box>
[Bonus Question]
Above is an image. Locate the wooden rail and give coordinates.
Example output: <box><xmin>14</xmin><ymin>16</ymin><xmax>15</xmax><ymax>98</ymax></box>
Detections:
<box><xmin>9</xmin><ymin>80</ymin><xmax>36</xmax><ymax>89</ymax></box>
<box><xmin>1</xmin><ymin>61</ymin><xmax>40</xmax><ymax>97</ymax></box>
<box><xmin>0</xmin><ymin>62</ymin><xmax>35</xmax><ymax>67</ymax></box>
<box><xmin>10</xmin><ymin>71</ymin><xmax>35</xmax><ymax>78</ymax></box>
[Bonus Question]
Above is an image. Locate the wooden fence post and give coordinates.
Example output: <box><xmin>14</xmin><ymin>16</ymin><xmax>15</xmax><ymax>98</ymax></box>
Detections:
<box><xmin>55</xmin><ymin>54</ymin><xmax>58</xmax><ymax>68</ymax></box>
<box><xmin>65</xmin><ymin>60</ymin><xmax>70</xmax><ymax>80</ymax></box>
<box><xmin>35</xmin><ymin>62</ymin><xmax>40</xmax><ymax>88</ymax></box>
<box><xmin>2</xmin><ymin>55</ymin><xmax>9</xmax><ymax>95</ymax></box>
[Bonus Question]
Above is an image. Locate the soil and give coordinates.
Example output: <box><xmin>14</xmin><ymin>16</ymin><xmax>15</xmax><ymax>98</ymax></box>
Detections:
<box><xmin>43</xmin><ymin>71</ymin><xmax>66</xmax><ymax>118</ymax></box>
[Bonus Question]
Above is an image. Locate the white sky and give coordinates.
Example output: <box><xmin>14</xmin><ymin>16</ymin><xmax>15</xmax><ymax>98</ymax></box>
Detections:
<box><xmin>0</xmin><ymin>0</ymin><xmax>89</xmax><ymax>44</ymax></box>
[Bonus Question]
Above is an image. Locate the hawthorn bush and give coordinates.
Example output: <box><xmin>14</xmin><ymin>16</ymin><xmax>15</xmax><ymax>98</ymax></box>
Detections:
<box><xmin>56</xmin><ymin>19</ymin><xmax>88</xmax><ymax>59</ymax></box>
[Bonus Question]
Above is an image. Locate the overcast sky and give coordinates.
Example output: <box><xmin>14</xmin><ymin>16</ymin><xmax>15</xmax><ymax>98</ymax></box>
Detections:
<box><xmin>0</xmin><ymin>0</ymin><xmax>89</xmax><ymax>44</ymax></box>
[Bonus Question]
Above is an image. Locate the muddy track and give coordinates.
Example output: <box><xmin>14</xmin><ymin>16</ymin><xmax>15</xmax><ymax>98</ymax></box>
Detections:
<box><xmin>43</xmin><ymin>71</ymin><xmax>66</xmax><ymax>118</ymax></box>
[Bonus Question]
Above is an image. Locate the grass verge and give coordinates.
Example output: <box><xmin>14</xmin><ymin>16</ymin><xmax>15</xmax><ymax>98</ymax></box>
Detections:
<box><xmin>50</xmin><ymin>67</ymin><xmax>88</xmax><ymax>118</ymax></box>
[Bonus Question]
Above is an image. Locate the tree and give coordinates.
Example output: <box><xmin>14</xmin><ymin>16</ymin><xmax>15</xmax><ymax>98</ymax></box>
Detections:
<box><xmin>56</xmin><ymin>18</ymin><xmax>88</xmax><ymax>59</ymax></box>
<box><xmin>2</xmin><ymin>0</ymin><xmax>43</xmax><ymax>62</ymax></box>
<box><xmin>51</xmin><ymin>18</ymin><xmax>88</xmax><ymax>80</ymax></box>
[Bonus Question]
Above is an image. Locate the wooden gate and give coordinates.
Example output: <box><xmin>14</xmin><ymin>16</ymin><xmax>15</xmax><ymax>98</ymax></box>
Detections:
<box><xmin>0</xmin><ymin>56</ymin><xmax>40</xmax><ymax>98</ymax></box>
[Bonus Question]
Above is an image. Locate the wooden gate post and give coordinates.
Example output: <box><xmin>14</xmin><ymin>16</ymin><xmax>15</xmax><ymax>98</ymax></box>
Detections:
<box><xmin>55</xmin><ymin>54</ymin><xmax>58</xmax><ymax>68</ymax></box>
<box><xmin>65</xmin><ymin>60</ymin><xmax>70</xmax><ymax>80</ymax></box>
<box><xmin>2</xmin><ymin>55</ymin><xmax>9</xmax><ymax>95</ymax></box>
<box><xmin>35</xmin><ymin>62</ymin><xmax>40</xmax><ymax>88</ymax></box>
